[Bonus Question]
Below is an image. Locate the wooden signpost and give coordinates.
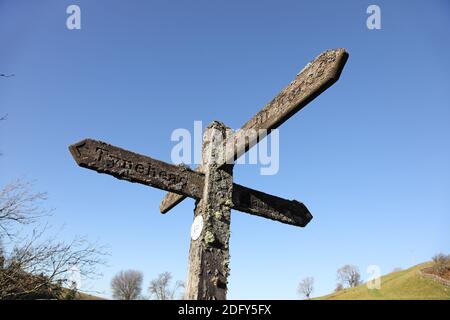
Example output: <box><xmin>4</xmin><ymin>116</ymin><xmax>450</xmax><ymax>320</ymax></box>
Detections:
<box><xmin>69</xmin><ymin>48</ymin><xmax>349</xmax><ymax>299</ymax></box>
<box><xmin>160</xmin><ymin>48</ymin><xmax>349</xmax><ymax>213</ymax></box>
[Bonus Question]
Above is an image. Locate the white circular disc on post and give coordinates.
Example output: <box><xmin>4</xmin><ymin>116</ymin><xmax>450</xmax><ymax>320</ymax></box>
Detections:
<box><xmin>190</xmin><ymin>215</ymin><xmax>203</xmax><ymax>241</ymax></box>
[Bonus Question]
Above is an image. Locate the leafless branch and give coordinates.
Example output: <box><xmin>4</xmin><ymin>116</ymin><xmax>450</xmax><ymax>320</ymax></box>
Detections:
<box><xmin>337</xmin><ymin>264</ymin><xmax>361</xmax><ymax>288</ymax></box>
<box><xmin>0</xmin><ymin>180</ymin><xmax>109</xmax><ymax>299</ymax></box>
<box><xmin>148</xmin><ymin>272</ymin><xmax>184</xmax><ymax>300</ymax></box>
<box><xmin>0</xmin><ymin>180</ymin><xmax>50</xmax><ymax>239</ymax></box>
<box><xmin>0</xmin><ymin>228</ymin><xmax>108</xmax><ymax>299</ymax></box>
<box><xmin>297</xmin><ymin>277</ymin><xmax>314</xmax><ymax>299</ymax></box>
<box><xmin>111</xmin><ymin>270</ymin><xmax>143</xmax><ymax>300</ymax></box>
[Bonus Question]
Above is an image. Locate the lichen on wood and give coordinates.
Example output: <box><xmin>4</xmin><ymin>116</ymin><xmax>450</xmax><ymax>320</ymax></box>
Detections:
<box><xmin>185</xmin><ymin>121</ymin><xmax>234</xmax><ymax>300</ymax></box>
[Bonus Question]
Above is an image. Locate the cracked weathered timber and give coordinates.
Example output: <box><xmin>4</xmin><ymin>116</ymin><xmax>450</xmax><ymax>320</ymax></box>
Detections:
<box><xmin>160</xmin><ymin>48</ymin><xmax>349</xmax><ymax>213</ymax></box>
<box><xmin>233</xmin><ymin>184</ymin><xmax>312</xmax><ymax>227</ymax></box>
<box><xmin>69</xmin><ymin>47</ymin><xmax>348</xmax><ymax>300</ymax></box>
<box><xmin>69</xmin><ymin>139</ymin><xmax>312</xmax><ymax>228</ymax></box>
<box><xmin>185</xmin><ymin>121</ymin><xmax>233</xmax><ymax>300</ymax></box>
<box><xmin>69</xmin><ymin>139</ymin><xmax>203</xmax><ymax>199</ymax></box>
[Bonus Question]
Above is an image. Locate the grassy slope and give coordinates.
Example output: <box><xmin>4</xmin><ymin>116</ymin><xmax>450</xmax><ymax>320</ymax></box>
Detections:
<box><xmin>317</xmin><ymin>262</ymin><xmax>450</xmax><ymax>300</ymax></box>
<box><xmin>75</xmin><ymin>292</ymin><xmax>106</xmax><ymax>300</ymax></box>
<box><xmin>59</xmin><ymin>288</ymin><xmax>105</xmax><ymax>300</ymax></box>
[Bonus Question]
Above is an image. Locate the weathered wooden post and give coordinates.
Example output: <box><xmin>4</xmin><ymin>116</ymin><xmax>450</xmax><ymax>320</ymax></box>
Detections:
<box><xmin>185</xmin><ymin>121</ymin><xmax>233</xmax><ymax>299</ymax></box>
<box><xmin>68</xmin><ymin>48</ymin><xmax>349</xmax><ymax>300</ymax></box>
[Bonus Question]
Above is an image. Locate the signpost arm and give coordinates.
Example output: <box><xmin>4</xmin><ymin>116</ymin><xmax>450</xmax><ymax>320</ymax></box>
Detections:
<box><xmin>69</xmin><ymin>138</ymin><xmax>313</xmax><ymax>228</ymax></box>
<box><xmin>160</xmin><ymin>48</ymin><xmax>349</xmax><ymax>214</ymax></box>
<box><xmin>232</xmin><ymin>184</ymin><xmax>313</xmax><ymax>227</ymax></box>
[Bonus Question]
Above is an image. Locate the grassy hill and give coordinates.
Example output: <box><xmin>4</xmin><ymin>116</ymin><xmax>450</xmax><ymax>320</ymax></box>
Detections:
<box><xmin>316</xmin><ymin>262</ymin><xmax>450</xmax><ymax>300</ymax></box>
<box><xmin>74</xmin><ymin>291</ymin><xmax>106</xmax><ymax>300</ymax></box>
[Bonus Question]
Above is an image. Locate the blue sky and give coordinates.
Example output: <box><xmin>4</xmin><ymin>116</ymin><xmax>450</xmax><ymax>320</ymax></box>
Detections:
<box><xmin>0</xmin><ymin>0</ymin><xmax>449</xmax><ymax>299</ymax></box>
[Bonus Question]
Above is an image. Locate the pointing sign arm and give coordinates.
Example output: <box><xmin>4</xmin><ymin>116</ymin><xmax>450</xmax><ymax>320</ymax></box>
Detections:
<box><xmin>69</xmin><ymin>139</ymin><xmax>312</xmax><ymax>227</ymax></box>
<box><xmin>160</xmin><ymin>48</ymin><xmax>349</xmax><ymax>213</ymax></box>
<box><xmin>160</xmin><ymin>191</ymin><xmax>188</xmax><ymax>213</ymax></box>
<box><xmin>69</xmin><ymin>139</ymin><xmax>204</xmax><ymax>199</ymax></box>
<box><xmin>230</xmin><ymin>48</ymin><xmax>349</xmax><ymax>161</ymax></box>
<box><xmin>232</xmin><ymin>184</ymin><xmax>313</xmax><ymax>227</ymax></box>
<box><xmin>160</xmin><ymin>182</ymin><xmax>313</xmax><ymax>227</ymax></box>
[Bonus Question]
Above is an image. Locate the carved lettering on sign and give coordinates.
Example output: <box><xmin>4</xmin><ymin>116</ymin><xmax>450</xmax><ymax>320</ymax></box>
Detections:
<box><xmin>69</xmin><ymin>139</ymin><xmax>313</xmax><ymax>228</ymax></box>
<box><xmin>69</xmin><ymin>139</ymin><xmax>204</xmax><ymax>199</ymax></box>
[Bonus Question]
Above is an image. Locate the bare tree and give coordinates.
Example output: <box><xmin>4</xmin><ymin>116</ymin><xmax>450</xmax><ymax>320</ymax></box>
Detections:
<box><xmin>111</xmin><ymin>270</ymin><xmax>143</xmax><ymax>300</ymax></box>
<box><xmin>431</xmin><ymin>253</ymin><xmax>450</xmax><ymax>276</ymax></box>
<box><xmin>297</xmin><ymin>277</ymin><xmax>314</xmax><ymax>299</ymax></box>
<box><xmin>0</xmin><ymin>231</ymin><xmax>106</xmax><ymax>299</ymax></box>
<box><xmin>0</xmin><ymin>180</ymin><xmax>107</xmax><ymax>299</ymax></box>
<box><xmin>337</xmin><ymin>265</ymin><xmax>361</xmax><ymax>288</ymax></box>
<box><xmin>148</xmin><ymin>272</ymin><xmax>184</xmax><ymax>300</ymax></box>
<box><xmin>0</xmin><ymin>180</ymin><xmax>48</xmax><ymax>238</ymax></box>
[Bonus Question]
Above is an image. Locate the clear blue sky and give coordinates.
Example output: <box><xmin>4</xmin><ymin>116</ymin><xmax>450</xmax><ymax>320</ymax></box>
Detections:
<box><xmin>1</xmin><ymin>0</ymin><xmax>449</xmax><ymax>299</ymax></box>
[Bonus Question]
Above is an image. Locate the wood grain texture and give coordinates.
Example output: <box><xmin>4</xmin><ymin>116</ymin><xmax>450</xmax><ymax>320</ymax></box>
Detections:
<box><xmin>233</xmin><ymin>184</ymin><xmax>312</xmax><ymax>227</ymax></box>
<box><xmin>69</xmin><ymin>139</ymin><xmax>312</xmax><ymax>227</ymax></box>
<box><xmin>160</xmin><ymin>48</ymin><xmax>349</xmax><ymax>213</ymax></box>
<box><xmin>185</xmin><ymin>122</ymin><xmax>233</xmax><ymax>300</ymax></box>
<box><xmin>69</xmin><ymin>139</ymin><xmax>203</xmax><ymax>199</ymax></box>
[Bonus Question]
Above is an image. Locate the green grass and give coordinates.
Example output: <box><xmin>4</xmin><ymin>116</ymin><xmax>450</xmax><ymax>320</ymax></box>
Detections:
<box><xmin>316</xmin><ymin>262</ymin><xmax>450</xmax><ymax>300</ymax></box>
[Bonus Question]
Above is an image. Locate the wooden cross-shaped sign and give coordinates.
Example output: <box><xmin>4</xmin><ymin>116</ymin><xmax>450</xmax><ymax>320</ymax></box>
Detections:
<box><xmin>69</xmin><ymin>48</ymin><xmax>348</xmax><ymax>300</ymax></box>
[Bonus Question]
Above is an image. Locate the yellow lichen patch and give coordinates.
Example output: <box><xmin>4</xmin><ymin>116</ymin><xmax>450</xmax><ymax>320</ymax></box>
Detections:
<box><xmin>204</xmin><ymin>231</ymin><xmax>215</xmax><ymax>244</ymax></box>
<box><xmin>214</xmin><ymin>211</ymin><xmax>223</xmax><ymax>220</ymax></box>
